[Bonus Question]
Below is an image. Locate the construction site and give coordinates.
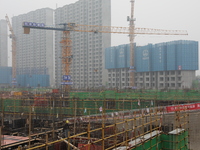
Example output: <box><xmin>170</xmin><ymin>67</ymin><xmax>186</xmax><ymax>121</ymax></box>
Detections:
<box><xmin>0</xmin><ymin>0</ymin><xmax>199</xmax><ymax>150</ymax></box>
<box><xmin>1</xmin><ymin>89</ymin><xmax>200</xmax><ymax>150</ymax></box>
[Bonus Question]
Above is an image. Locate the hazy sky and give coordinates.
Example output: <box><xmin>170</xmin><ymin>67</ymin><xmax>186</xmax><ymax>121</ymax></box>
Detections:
<box><xmin>0</xmin><ymin>0</ymin><xmax>200</xmax><ymax>72</ymax></box>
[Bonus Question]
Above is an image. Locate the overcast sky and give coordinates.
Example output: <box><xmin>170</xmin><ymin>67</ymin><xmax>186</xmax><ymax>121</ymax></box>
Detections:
<box><xmin>0</xmin><ymin>0</ymin><xmax>200</xmax><ymax>73</ymax></box>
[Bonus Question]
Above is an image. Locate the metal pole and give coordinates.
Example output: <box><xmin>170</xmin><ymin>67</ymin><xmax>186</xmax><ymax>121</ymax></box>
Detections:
<box><xmin>52</xmin><ymin>97</ymin><xmax>55</xmax><ymax>139</ymax></box>
<box><xmin>102</xmin><ymin>95</ymin><xmax>105</xmax><ymax>150</ymax></box>
<box><xmin>46</xmin><ymin>134</ymin><xmax>48</xmax><ymax>150</ymax></box>
<box><xmin>74</xmin><ymin>98</ymin><xmax>76</xmax><ymax>135</ymax></box>
<box><xmin>28</xmin><ymin>106</ymin><xmax>31</xmax><ymax>148</ymax></box>
<box><xmin>87</xmin><ymin>122</ymin><xmax>91</xmax><ymax>150</ymax></box>
<box><xmin>0</xmin><ymin>126</ymin><xmax>1</xmax><ymax>150</ymax></box>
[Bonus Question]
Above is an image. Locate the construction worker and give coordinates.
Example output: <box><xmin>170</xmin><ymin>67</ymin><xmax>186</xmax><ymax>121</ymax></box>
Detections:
<box><xmin>63</xmin><ymin>120</ymin><xmax>70</xmax><ymax>138</ymax></box>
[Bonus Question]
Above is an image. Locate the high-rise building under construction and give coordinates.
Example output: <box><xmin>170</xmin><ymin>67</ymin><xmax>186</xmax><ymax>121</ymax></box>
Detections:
<box><xmin>12</xmin><ymin>8</ymin><xmax>54</xmax><ymax>87</ymax></box>
<box><xmin>105</xmin><ymin>40</ymin><xmax>198</xmax><ymax>89</ymax></box>
<box><xmin>0</xmin><ymin>19</ymin><xmax>8</xmax><ymax>67</ymax></box>
<box><xmin>54</xmin><ymin>0</ymin><xmax>111</xmax><ymax>88</ymax></box>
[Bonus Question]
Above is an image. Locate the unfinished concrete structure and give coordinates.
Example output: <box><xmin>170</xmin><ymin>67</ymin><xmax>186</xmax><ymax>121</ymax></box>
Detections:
<box><xmin>1</xmin><ymin>90</ymin><xmax>200</xmax><ymax>149</ymax></box>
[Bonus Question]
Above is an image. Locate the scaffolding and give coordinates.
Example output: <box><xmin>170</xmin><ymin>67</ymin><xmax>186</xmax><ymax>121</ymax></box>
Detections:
<box><xmin>0</xmin><ymin>90</ymin><xmax>196</xmax><ymax>149</ymax></box>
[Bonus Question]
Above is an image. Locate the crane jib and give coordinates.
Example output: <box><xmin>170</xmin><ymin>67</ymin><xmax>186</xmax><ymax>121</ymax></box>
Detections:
<box><xmin>23</xmin><ymin>22</ymin><xmax>70</xmax><ymax>31</ymax></box>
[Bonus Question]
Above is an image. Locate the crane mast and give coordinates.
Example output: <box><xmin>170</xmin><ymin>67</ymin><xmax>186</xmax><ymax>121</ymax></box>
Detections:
<box><xmin>5</xmin><ymin>15</ymin><xmax>17</xmax><ymax>85</ymax></box>
<box><xmin>60</xmin><ymin>31</ymin><xmax>72</xmax><ymax>92</ymax></box>
<box><xmin>129</xmin><ymin>0</ymin><xmax>135</xmax><ymax>88</ymax></box>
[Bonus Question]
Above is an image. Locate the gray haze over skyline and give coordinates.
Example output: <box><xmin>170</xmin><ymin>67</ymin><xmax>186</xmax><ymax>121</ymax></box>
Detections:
<box><xmin>0</xmin><ymin>0</ymin><xmax>200</xmax><ymax>73</ymax></box>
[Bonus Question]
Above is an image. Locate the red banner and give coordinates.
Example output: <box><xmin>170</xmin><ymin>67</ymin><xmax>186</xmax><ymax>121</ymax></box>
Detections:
<box><xmin>166</xmin><ymin>103</ymin><xmax>200</xmax><ymax>112</ymax></box>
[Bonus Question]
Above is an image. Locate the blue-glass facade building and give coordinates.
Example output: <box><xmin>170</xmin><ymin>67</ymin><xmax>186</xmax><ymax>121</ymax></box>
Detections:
<box><xmin>0</xmin><ymin>67</ymin><xmax>12</xmax><ymax>86</ymax></box>
<box><xmin>105</xmin><ymin>40</ymin><xmax>198</xmax><ymax>89</ymax></box>
<box><xmin>17</xmin><ymin>74</ymin><xmax>50</xmax><ymax>87</ymax></box>
<box><xmin>135</xmin><ymin>44</ymin><xmax>152</xmax><ymax>72</ymax></box>
<box><xmin>105</xmin><ymin>40</ymin><xmax>198</xmax><ymax>72</ymax></box>
<box><xmin>0</xmin><ymin>67</ymin><xmax>50</xmax><ymax>88</ymax></box>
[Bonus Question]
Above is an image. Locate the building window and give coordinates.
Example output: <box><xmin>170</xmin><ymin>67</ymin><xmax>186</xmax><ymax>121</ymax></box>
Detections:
<box><xmin>171</xmin><ymin>83</ymin><xmax>175</xmax><ymax>87</ymax></box>
<box><xmin>146</xmin><ymin>78</ymin><xmax>149</xmax><ymax>81</ymax></box>
<box><xmin>160</xmin><ymin>77</ymin><xmax>164</xmax><ymax>81</ymax></box>
<box><xmin>160</xmin><ymin>72</ymin><xmax>163</xmax><ymax>75</ymax></box>
<box><xmin>171</xmin><ymin>71</ymin><xmax>175</xmax><ymax>75</ymax></box>
<box><xmin>178</xmin><ymin>83</ymin><xmax>181</xmax><ymax>87</ymax></box>
<box><xmin>171</xmin><ymin>77</ymin><xmax>175</xmax><ymax>81</ymax></box>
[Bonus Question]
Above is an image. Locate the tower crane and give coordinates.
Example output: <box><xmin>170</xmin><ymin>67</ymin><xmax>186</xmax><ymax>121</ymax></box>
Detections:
<box><xmin>127</xmin><ymin>0</ymin><xmax>188</xmax><ymax>88</ymax></box>
<box><xmin>23</xmin><ymin>22</ymin><xmax>187</xmax><ymax>91</ymax></box>
<box><xmin>5</xmin><ymin>15</ymin><xmax>17</xmax><ymax>85</ymax></box>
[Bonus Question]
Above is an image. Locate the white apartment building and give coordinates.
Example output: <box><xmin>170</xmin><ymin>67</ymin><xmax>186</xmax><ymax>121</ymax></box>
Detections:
<box><xmin>55</xmin><ymin>0</ymin><xmax>111</xmax><ymax>88</ymax></box>
<box><xmin>0</xmin><ymin>20</ymin><xmax>8</xmax><ymax>67</ymax></box>
<box><xmin>12</xmin><ymin>8</ymin><xmax>54</xmax><ymax>86</ymax></box>
<box><xmin>107</xmin><ymin>68</ymin><xmax>130</xmax><ymax>89</ymax></box>
<box><xmin>108</xmin><ymin>70</ymin><xmax>196</xmax><ymax>90</ymax></box>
